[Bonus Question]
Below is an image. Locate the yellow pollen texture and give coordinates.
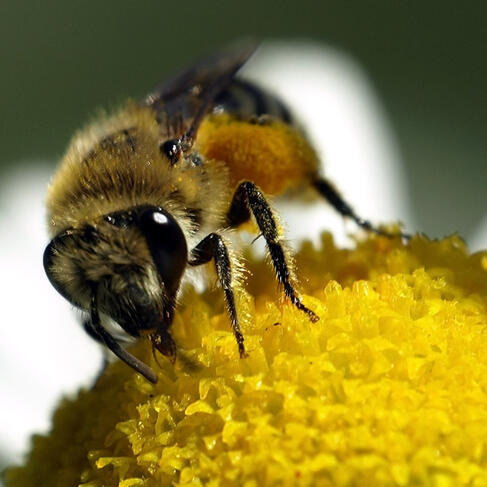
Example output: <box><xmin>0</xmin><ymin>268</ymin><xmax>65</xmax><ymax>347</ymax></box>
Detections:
<box><xmin>6</xmin><ymin>233</ymin><xmax>487</xmax><ymax>487</ymax></box>
<box><xmin>197</xmin><ymin>115</ymin><xmax>319</xmax><ymax>194</ymax></box>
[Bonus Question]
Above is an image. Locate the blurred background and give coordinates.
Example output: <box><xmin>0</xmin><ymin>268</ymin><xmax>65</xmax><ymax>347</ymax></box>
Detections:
<box><xmin>1</xmin><ymin>1</ymin><xmax>486</xmax><ymax>240</ymax></box>
<box><xmin>1</xmin><ymin>0</ymin><xmax>486</xmax><ymax>475</ymax></box>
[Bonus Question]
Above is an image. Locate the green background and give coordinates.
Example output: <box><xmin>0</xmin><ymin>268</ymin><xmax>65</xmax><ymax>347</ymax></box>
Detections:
<box><xmin>1</xmin><ymin>0</ymin><xmax>486</xmax><ymax>238</ymax></box>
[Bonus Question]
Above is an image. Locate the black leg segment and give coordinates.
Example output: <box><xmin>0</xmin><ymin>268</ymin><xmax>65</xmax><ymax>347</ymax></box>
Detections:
<box><xmin>227</xmin><ymin>181</ymin><xmax>319</xmax><ymax>323</ymax></box>
<box><xmin>226</xmin><ymin>185</ymin><xmax>252</xmax><ymax>227</ymax></box>
<box><xmin>312</xmin><ymin>176</ymin><xmax>410</xmax><ymax>239</ymax></box>
<box><xmin>87</xmin><ymin>290</ymin><xmax>157</xmax><ymax>383</ymax></box>
<box><xmin>189</xmin><ymin>233</ymin><xmax>246</xmax><ymax>357</ymax></box>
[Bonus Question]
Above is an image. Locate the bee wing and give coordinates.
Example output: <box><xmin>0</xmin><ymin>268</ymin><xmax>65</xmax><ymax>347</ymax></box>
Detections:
<box><xmin>145</xmin><ymin>41</ymin><xmax>259</xmax><ymax>141</ymax></box>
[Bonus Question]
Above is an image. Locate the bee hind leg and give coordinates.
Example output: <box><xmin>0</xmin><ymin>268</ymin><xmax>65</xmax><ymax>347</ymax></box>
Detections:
<box><xmin>227</xmin><ymin>181</ymin><xmax>319</xmax><ymax>323</ymax></box>
<box><xmin>312</xmin><ymin>176</ymin><xmax>411</xmax><ymax>239</ymax></box>
<box><xmin>189</xmin><ymin>233</ymin><xmax>246</xmax><ymax>358</ymax></box>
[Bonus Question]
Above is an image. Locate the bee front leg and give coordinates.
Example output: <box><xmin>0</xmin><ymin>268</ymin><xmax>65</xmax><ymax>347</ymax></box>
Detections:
<box><xmin>189</xmin><ymin>233</ymin><xmax>246</xmax><ymax>358</ymax></box>
<box><xmin>227</xmin><ymin>181</ymin><xmax>319</xmax><ymax>323</ymax></box>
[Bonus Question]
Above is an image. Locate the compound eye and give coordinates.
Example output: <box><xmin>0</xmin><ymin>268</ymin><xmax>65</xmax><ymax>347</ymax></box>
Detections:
<box><xmin>137</xmin><ymin>208</ymin><xmax>188</xmax><ymax>296</ymax></box>
<box><xmin>160</xmin><ymin>139</ymin><xmax>182</xmax><ymax>165</ymax></box>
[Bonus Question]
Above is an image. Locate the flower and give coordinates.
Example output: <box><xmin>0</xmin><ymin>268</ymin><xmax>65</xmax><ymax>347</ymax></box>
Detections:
<box><xmin>5</xmin><ymin>233</ymin><xmax>487</xmax><ymax>487</ymax></box>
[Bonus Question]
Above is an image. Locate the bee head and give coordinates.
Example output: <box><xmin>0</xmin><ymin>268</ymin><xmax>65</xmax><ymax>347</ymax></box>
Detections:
<box><xmin>44</xmin><ymin>206</ymin><xmax>188</xmax><ymax>341</ymax></box>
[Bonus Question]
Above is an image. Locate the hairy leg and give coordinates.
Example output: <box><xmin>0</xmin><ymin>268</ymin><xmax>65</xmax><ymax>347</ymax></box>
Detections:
<box><xmin>227</xmin><ymin>181</ymin><xmax>318</xmax><ymax>322</ymax></box>
<box><xmin>189</xmin><ymin>233</ymin><xmax>246</xmax><ymax>357</ymax></box>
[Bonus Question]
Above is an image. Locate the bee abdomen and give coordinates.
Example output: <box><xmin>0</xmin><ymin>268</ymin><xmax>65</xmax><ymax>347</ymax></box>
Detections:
<box><xmin>214</xmin><ymin>79</ymin><xmax>294</xmax><ymax>125</ymax></box>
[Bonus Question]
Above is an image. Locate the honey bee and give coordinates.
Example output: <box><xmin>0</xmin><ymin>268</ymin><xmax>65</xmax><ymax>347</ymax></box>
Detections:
<box><xmin>44</xmin><ymin>42</ymin><xmax>395</xmax><ymax>383</ymax></box>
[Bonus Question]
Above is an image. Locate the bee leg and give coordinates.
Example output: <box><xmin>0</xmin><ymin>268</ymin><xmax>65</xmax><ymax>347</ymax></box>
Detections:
<box><xmin>189</xmin><ymin>233</ymin><xmax>246</xmax><ymax>358</ymax></box>
<box><xmin>312</xmin><ymin>176</ymin><xmax>411</xmax><ymax>239</ymax></box>
<box><xmin>227</xmin><ymin>181</ymin><xmax>319</xmax><ymax>323</ymax></box>
<box><xmin>86</xmin><ymin>291</ymin><xmax>158</xmax><ymax>383</ymax></box>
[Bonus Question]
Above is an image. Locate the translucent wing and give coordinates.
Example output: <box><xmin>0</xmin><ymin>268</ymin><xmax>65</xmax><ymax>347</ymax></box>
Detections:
<box><xmin>145</xmin><ymin>41</ymin><xmax>258</xmax><ymax>144</ymax></box>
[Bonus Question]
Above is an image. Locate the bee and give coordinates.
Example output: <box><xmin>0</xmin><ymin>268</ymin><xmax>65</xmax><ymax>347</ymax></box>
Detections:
<box><xmin>44</xmin><ymin>42</ymin><xmax>396</xmax><ymax>383</ymax></box>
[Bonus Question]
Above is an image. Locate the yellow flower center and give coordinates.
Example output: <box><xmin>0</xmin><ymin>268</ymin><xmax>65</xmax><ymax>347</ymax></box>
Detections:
<box><xmin>6</xmin><ymin>234</ymin><xmax>487</xmax><ymax>487</ymax></box>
